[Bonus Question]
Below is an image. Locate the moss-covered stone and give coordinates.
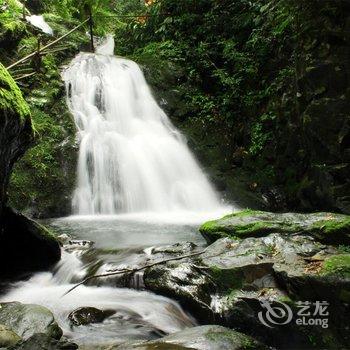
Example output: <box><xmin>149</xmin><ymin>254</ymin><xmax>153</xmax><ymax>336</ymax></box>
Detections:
<box><xmin>0</xmin><ymin>324</ymin><xmax>21</xmax><ymax>348</ymax></box>
<box><xmin>321</xmin><ymin>254</ymin><xmax>350</xmax><ymax>278</ymax></box>
<box><xmin>200</xmin><ymin>210</ymin><xmax>350</xmax><ymax>244</ymax></box>
<box><xmin>0</xmin><ymin>302</ymin><xmax>62</xmax><ymax>341</ymax></box>
<box><xmin>0</xmin><ymin>63</ymin><xmax>30</xmax><ymax>121</ymax></box>
<box><xmin>117</xmin><ymin>325</ymin><xmax>268</xmax><ymax>350</ymax></box>
<box><xmin>0</xmin><ymin>62</ymin><xmax>33</xmax><ymax>221</ymax></box>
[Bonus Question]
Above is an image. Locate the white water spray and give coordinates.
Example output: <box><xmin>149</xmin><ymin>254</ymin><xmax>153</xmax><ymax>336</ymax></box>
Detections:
<box><xmin>63</xmin><ymin>36</ymin><xmax>223</xmax><ymax>215</ymax></box>
<box><xmin>26</xmin><ymin>15</ymin><xmax>53</xmax><ymax>35</ymax></box>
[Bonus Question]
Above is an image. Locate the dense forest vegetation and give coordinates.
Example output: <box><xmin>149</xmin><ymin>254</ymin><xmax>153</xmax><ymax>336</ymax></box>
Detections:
<box><xmin>0</xmin><ymin>1</ymin><xmax>349</xmax><ymax>349</ymax></box>
<box><xmin>1</xmin><ymin>0</ymin><xmax>349</xmax><ymax>217</ymax></box>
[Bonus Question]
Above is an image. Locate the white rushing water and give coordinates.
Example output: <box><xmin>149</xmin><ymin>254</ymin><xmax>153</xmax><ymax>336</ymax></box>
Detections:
<box><xmin>63</xmin><ymin>36</ymin><xmax>224</xmax><ymax>215</ymax></box>
<box><xmin>26</xmin><ymin>15</ymin><xmax>53</xmax><ymax>35</ymax></box>
<box><xmin>0</xmin><ymin>250</ymin><xmax>195</xmax><ymax>347</ymax></box>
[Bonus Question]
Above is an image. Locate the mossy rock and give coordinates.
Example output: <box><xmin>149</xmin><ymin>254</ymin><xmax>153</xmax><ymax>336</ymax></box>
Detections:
<box><xmin>0</xmin><ymin>302</ymin><xmax>62</xmax><ymax>341</ymax></box>
<box><xmin>0</xmin><ymin>63</ymin><xmax>31</xmax><ymax>121</ymax></box>
<box><xmin>117</xmin><ymin>325</ymin><xmax>267</xmax><ymax>350</ymax></box>
<box><xmin>0</xmin><ymin>324</ymin><xmax>21</xmax><ymax>347</ymax></box>
<box><xmin>321</xmin><ymin>254</ymin><xmax>350</xmax><ymax>279</ymax></box>
<box><xmin>200</xmin><ymin>210</ymin><xmax>350</xmax><ymax>244</ymax></box>
<box><xmin>0</xmin><ymin>63</ymin><xmax>32</xmax><ymax>218</ymax></box>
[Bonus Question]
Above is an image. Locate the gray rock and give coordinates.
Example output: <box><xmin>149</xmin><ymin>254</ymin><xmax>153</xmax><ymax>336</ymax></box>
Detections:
<box><xmin>11</xmin><ymin>333</ymin><xmax>78</xmax><ymax>350</ymax></box>
<box><xmin>144</xmin><ymin>234</ymin><xmax>350</xmax><ymax>349</ymax></box>
<box><xmin>116</xmin><ymin>325</ymin><xmax>267</xmax><ymax>350</ymax></box>
<box><xmin>0</xmin><ymin>302</ymin><xmax>62</xmax><ymax>340</ymax></box>
<box><xmin>0</xmin><ymin>324</ymin><xmax>21</xmax><ymax>347</ymax></box>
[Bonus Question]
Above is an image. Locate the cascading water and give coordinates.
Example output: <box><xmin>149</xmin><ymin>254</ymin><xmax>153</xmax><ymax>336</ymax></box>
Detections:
<box><xmin>63</xmin><ymin>36</ymin><xmax>223</xmax><ymax>215</ymax></box>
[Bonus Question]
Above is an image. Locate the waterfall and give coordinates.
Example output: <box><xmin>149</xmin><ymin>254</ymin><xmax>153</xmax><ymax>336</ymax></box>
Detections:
<box><xmin>63</xmin><ymin>37</ymin><xmax>223</xmax><ymax>215</ymax></box>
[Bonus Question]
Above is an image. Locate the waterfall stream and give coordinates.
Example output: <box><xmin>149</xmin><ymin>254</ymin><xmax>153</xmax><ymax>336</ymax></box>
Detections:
<box><xmin>63</xmin><ymin>36</ymin><xmax>223</xmax><ymax>215</ymax></box>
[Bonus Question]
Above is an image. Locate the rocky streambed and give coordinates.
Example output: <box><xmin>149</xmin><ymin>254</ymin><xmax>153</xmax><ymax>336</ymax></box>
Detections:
<box><xmin>0</xmin><ymin>210</ymin><xmax>349</xmax><ymax>349</ymax></box>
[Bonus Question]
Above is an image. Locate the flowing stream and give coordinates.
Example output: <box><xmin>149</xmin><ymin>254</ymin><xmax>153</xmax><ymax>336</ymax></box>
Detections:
<box><xmin>1</xmin><ymin>37</ymin><xmax>232</xmax><ymax>348</ymax></box>
<box><xmin>1</xmin><ymin>215</ymin><xmax>209</xmax><ymax>348</ymax></box>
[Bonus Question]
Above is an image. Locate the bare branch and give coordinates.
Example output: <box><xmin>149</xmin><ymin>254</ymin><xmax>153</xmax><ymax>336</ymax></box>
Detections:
<box><xmin>62</xmin><ymin>248</ymin><xmax>207</xmax><ymax>297</ymax></box>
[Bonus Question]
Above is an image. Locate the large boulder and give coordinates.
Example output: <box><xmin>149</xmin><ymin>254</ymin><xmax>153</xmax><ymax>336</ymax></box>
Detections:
<box><xmin>143</xmin><ymin>233</ymin><xmax>350</xmax><ymax>349</ymax></box>
<box><xmin>0</xmin><ymin>207</ymin><xmax>61</xmax><ymax>278</ymax></box>
<box><xmin>0</xmin><ymin>302</ymin><xmax>62</xmax><ymax>340</ymax></box>
<box><xmin>200</xmin><ymin>210</ymin><xmax>350</xmax><ymax>244</ymax></box>
<box><xmin>116</xmin><ymin>325</ymin><xmax>267</xmax><ymax>350</ymax></box>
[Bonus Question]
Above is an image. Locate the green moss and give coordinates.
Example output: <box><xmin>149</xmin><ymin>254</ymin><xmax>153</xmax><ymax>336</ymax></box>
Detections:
<box><xmin>221</xmin><ymin>209</ymin><xmax>264</xmax><ymax>220</ymax></box>
<box><xmin>209</xmin><ymin>266</ymin><xmax>244</xmax><ymax>290</ymax></box>
<box><xmin>321</xmin><ymin>254</ymin><xmax>350</xmax><ymax>278</ymax></box>
<box><xmin>0</xmin><ymin>63</ymin><xmax>30</xmax><ymax>121</ymax></box>
<box><xmin>0</xmin><ymin>0</ymin><xmax>26</xmax><ymax>37</ymax></box>
<box><xmin>200</xmin><ymin>211</ymin><xmax>350</xmax><ymax>244</ymax></box>
<box><xmin>206</xmin><ymin>329</ymin><xmax>261</xmax><ymax>350</ymax></box>
<box><xmin>311</xmin><ymin>217</ymin><xmax>350</xmax><ymax>235</ymax></box>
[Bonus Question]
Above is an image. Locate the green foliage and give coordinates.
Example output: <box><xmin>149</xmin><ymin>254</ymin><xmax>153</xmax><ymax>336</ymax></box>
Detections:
<box><xmin>0</xmin><ymin>0</ymin><xmax>26</xmax><ymax>36</ymax></box>
<box><xmin>0</xmin><ymin>62</ymin><xmax>30</xmax><ymax>121</ymax></box>
<box><xmin>322</xmin><ymin>254</ymin><xmax>350</xmax><ymax>278</ymax></box>
<box><xmin>113</xmin><ymin>0</ymin><xmax>349</xmax><ymax>212</ymax></box>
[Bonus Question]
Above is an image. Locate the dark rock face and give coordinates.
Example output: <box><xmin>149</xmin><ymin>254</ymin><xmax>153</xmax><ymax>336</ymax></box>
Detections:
<box><xmin>0</xmin><ymin>63</ymin><xmax>61</xmax><ymax>279</ymax></box>
<box><xmin>0</xmin><ymin>63</ymin><xmax>32</xmax><ymax>221</ymax></box>
<box><xmin>116</xmin><ymin>325</ymin><xmax>267</xmax><ymax>350</ymax></box>
<box><xmin>143</xmin><ymin>212</ymin><xmax>350</xmax><ymax>349</ymax></box>
<box><xmin>0</xmin><ymin>207</ymin><xmax>61</xmax><ymax>279</ymax></box>
<box><xmin>68</xmin><ymin>307</ymin><xmax>115</xmax><ymax>326</ymax></box>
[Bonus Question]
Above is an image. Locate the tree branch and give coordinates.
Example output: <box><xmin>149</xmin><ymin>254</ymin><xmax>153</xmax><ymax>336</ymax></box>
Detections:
<box><xmin>62</xmin><ymin>248</ymin><xmax>207</xmax><ymax>297</ymax></box>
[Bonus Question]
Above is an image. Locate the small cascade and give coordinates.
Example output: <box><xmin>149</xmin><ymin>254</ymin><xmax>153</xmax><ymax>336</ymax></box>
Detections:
<box><xmin>26</xmin><ymin>15</ymin><xmax>53</xmax><ymax>35</ymax></box>
<box><xmin>63</xmin><ymin>36</ymin><xmax>224</xmax><ymax>215</ymax></box>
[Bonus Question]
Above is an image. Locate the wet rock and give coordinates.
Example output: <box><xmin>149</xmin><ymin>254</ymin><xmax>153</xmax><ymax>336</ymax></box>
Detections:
<box><xmin>0</xmin><ymin>324</ymin><xmax>21</xmax><ymax>347</ymax></box>
<box><xmin>57</xmin><ymin>234</ymin><xmax>72</xmax><ymax>245</ymax></box>
<box><xmin>0</xmin><ymin>302</ymin><xmax>62</xmax><ymax>340</ymax></box>
<box><xmin>200</xmin><ymin>210</ymin><xmax>350</xmax><ymax>245</ymax></box>
<box><xmin>11</xmin><ymin>333</ymin><xmax>78</xmax><ymax>350</ymax></box>
<box><xmin>63</xmin><ymin>239</ymin><xmax>94</xmax><ymax>252</ymax></box>
<box><xmin>144</xmin><ymin>234</ymin><xmax>350</xmax><ymax>349</ymax></box>
<box><xmin>0</xmin><ymin>207</ymin><xmax>61</xmax><ymax>279</ymax></box>
<box><xmin>116</xmin><ymin>325</ymin><xmax>267</xmax><ymax>350</ymax></box>
<box><xmin>88</xmin><ymin>242</ymin><xmax>200</xmax><ymax>289</ymax></box>
<box><xmin>68</xmin><ymin>307</ymin><xmax>115</xmax><ymax>326</ymax></box>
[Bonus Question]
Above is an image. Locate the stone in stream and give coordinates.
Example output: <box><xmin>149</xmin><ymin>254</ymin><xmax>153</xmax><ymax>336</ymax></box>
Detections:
<box><xmin>0</xmin><ymin>302</ymin><xmax>62</xmax><ymax>340</ymax></box>
<box><xmin>0</xmin><ymin>324</ymin><xmax>21</xmax><ymax>347</ymax></box>
<box><xmin>143</xmin><ymin>211</ymin><xmax>350</xmax><ymax>349</ymax></box>
<box><xmin>199</xmin><ymin>209</ymin><xmax>350</xmax><ymax>245</ymax></box>
<box><xmin>116</xmin><ymin>325</ymin><xmax>267</xmax><ymax>350</ymax></box>
<box><xmin>68</xmin><ymin>307</ymin><xmax>115</xmax><ymax>326</ymax></box>
<box><xmin>10</xmin><ymin>333</ymin><xmax>78</xmax><ymax>350</ymax></box>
